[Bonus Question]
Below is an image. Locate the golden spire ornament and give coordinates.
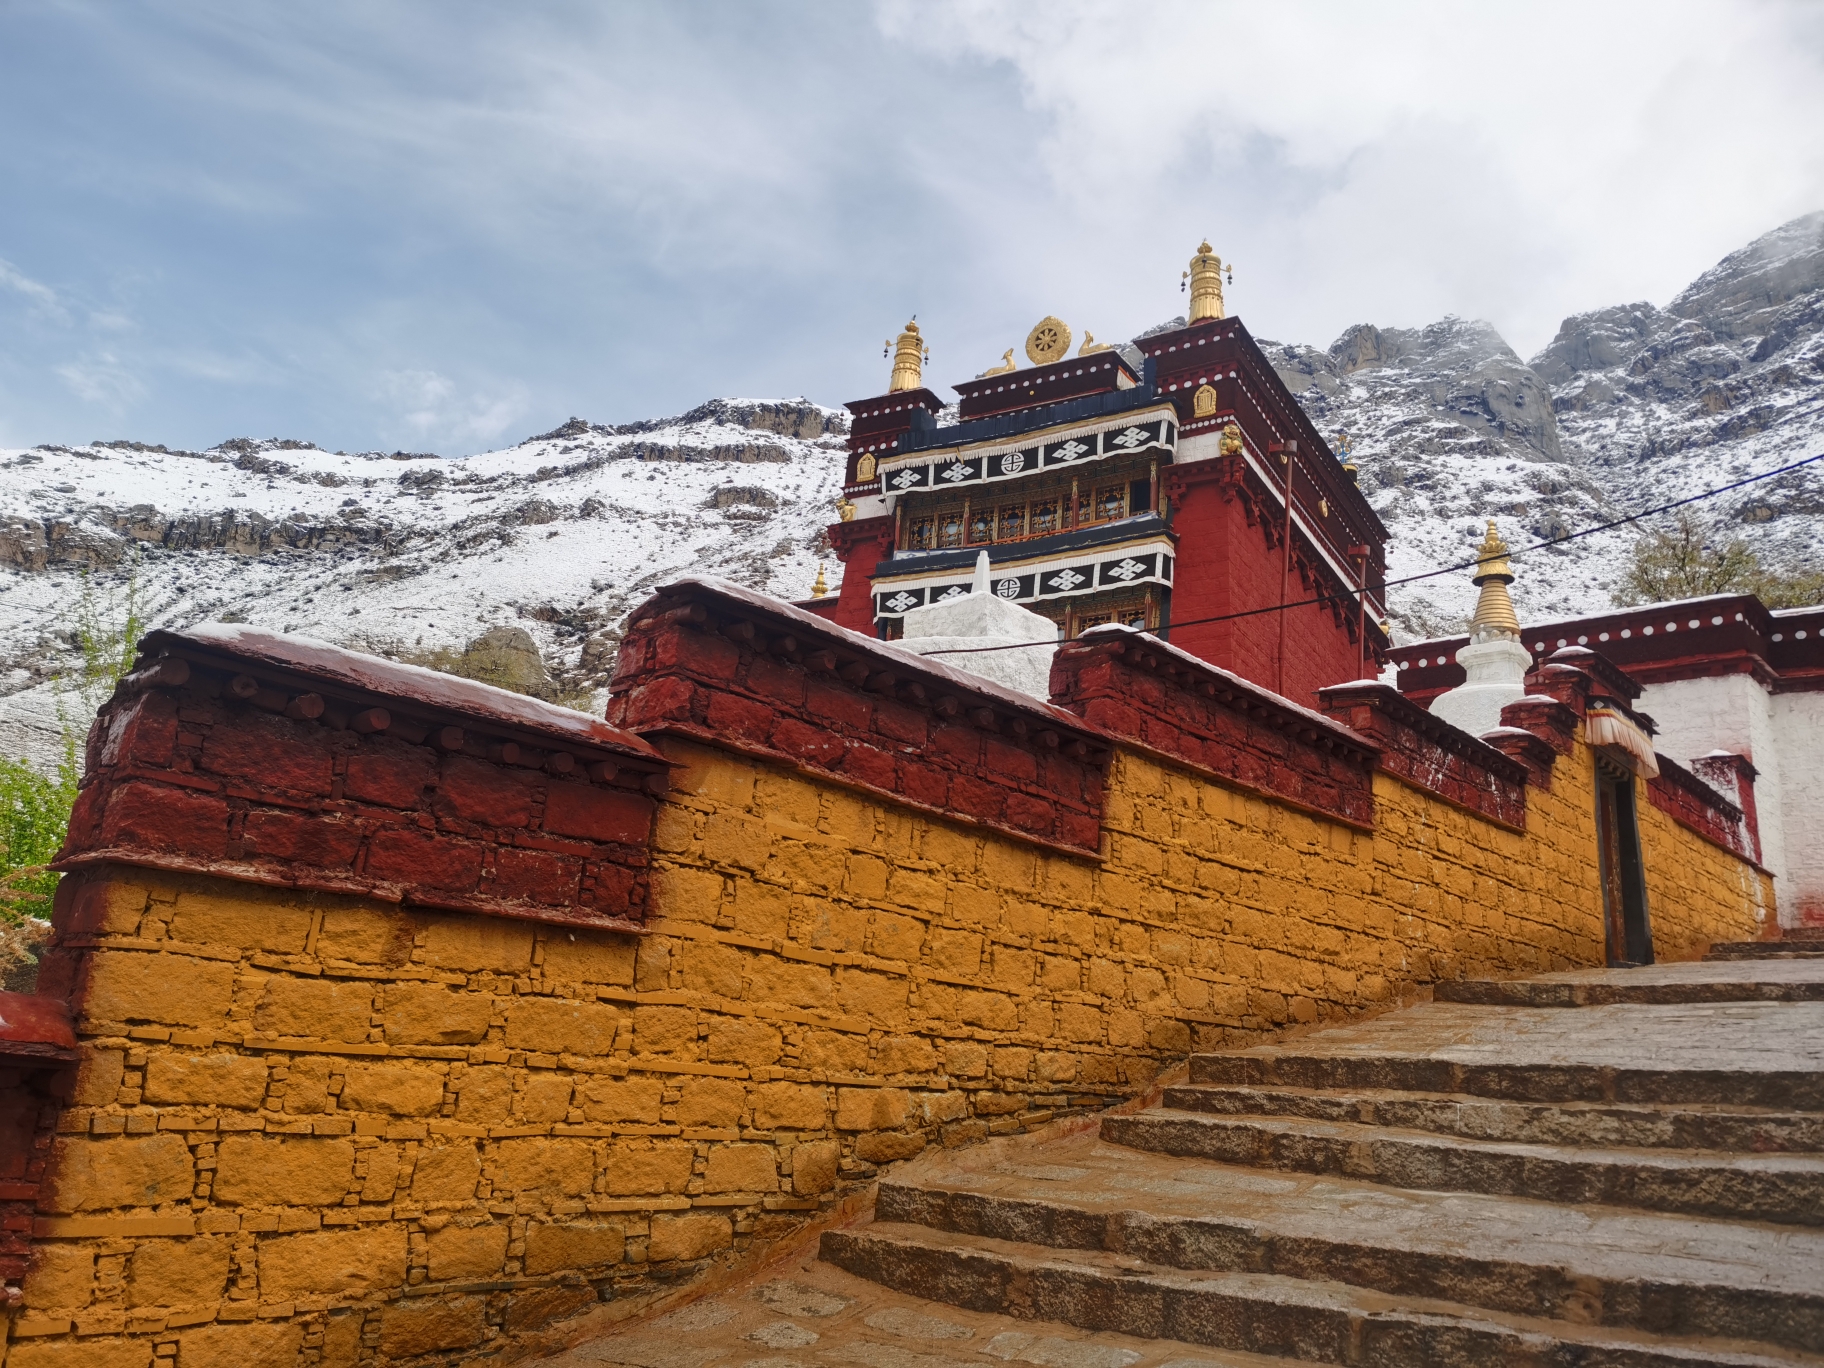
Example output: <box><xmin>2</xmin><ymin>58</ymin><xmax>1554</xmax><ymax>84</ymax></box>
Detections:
<box><xmin>810</xmin><ymin>563</ymin><xmax>829</xmax><ymax>598</ymax></box>
<box><xmin>885</xmin><ymin>320</ymin><xmax>929</xmax><ymax>393</ymax></box>
<box><xmin>1182</xmin><ymin>241</ymin><xmax>1230</xmax><ymax>323</ymax></box>
<box><xmin>1468</xmin><ymin>519</ymin><xmax>1521</xmax><ymax>640</ymax></box>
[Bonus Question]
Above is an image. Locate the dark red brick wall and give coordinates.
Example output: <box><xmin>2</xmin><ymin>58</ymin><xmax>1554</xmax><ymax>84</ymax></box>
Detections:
<box><xmin>1050</xmin><ymin>628</ymin><xmax>1378</xmax><ymax>830</ymax></box>
<box><xmin>0</xmin><ymin>1066</ymin><xmax>58</xmax><ymax>1288</ymax></box>
<box><xmin>1319</xmin><ymin>683</ymin><xmax>1530</xmax><ymax>829</ymax></box>
<box><xmin>608</xmin><ymin>585</ymin><xmax>1111</xmax><ymax>857</ymax></box>
<box><xmin>826</xmin><ymin>516</ymin><xmax>894</xmax><ymax>636</ymax></box>
<box><xmin>0</xmin><ymin>994</ymin><xmax>76</xmax><ymax>1292</ymax></box>
<box><xmin>1163</xmin><ymin>461</ymin><xmax>1372</xmax><ymax>709</ymax></box>
<box><xmin>57</xmin><ymin>659</ymin><xmax>661</xmax><ymax>932</ymax></box>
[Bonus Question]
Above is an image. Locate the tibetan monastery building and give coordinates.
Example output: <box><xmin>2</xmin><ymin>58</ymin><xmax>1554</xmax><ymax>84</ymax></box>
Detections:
<box><xmin>821</xmin><ymin>245</ymin><xmax>1388</xmax><ymax>707</ymax></box>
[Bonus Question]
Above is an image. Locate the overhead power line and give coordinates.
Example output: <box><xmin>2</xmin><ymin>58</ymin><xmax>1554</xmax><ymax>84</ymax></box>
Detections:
<box><xmin>920</xmin><ymin>450</ymin><xmax>1824</xmax><ymax>657</ymax></box>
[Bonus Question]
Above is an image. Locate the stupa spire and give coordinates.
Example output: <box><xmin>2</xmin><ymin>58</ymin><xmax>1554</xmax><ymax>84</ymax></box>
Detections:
<box><xmin>1468</xmin><ymin>520</ymin><xmax>1521</xmax><ymax>640</ymax></box>
<box><xmin>885</xmin><ymin>320</ymin><xmax>929</xmax><ymax>393</ymax></box>
<box><xmin>1183</xmin><ymin>241</ymin><xmax>1228</xmax><ymax>323</ymax></box>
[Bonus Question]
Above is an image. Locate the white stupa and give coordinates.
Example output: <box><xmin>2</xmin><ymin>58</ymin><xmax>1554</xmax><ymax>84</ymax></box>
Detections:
<box><xmin>895</xmin><ymin>551</ymin><xmax>1060</xmax><ymax>699</ymax></box>
<box><xmin>1429</xmin><ymin>520</ymin><xmax>1534</xmax><ymax>738</ymax></box>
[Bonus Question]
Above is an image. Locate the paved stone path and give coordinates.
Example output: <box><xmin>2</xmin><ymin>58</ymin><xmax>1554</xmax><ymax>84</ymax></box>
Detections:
<box><xmin>553</xmin><ymin>959</ymin><xmax>1824</xmax><ymax>1368</ymax></box>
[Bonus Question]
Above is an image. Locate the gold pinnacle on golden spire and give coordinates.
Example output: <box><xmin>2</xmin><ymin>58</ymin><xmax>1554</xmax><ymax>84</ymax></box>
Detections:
<box><xmin>1468</xmin><ymin>519</ymin><xmax>1521</xmax><ymax>639</ymax></box>
<box><xmin>810</xmin><ymin>562</ymin><xmax>828</xmax><ymax>598</ymax></box>
<box><xmin>885</xmin><ymin>320</ymin><xmax>929</xmax><ymax>393</ymax></box>
<box><xmin>1183</xmin><ymin>241</ymin><xmax>1229</xmax><ymax>323</ymax></box>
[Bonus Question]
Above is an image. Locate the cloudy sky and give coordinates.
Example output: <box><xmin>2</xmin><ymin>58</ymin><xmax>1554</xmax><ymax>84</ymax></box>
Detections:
<box><xmin>2</xmin><ymin>1</ymin><xmax>1821</xmax><ymax>455</ymax></box>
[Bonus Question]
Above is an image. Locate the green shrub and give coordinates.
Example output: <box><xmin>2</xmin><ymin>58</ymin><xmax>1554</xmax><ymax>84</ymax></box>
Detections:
<box><xmin>1612</xmin><ymin>512</ymin><xmax>1824</xmax><ymax>609</ymax></box>
<box><xmin>2</xmin><ymin>560</ymin><xmax>145</xmax><ymax>925</ymax></box>
<box><xmin>0</xmin><ymin>754</ymin><xmax>76</xmax><ymax>923</ymax></box>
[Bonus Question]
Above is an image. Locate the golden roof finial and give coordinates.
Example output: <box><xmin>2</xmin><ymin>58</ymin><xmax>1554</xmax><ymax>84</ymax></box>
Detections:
<box><xmin>1182</xmin><ymin>240</ymin><xmax>1228</xmax><ymax>323</ymax></box>
<box><xmin>1468</xmin><ymin>519</ymin><xmax>1521</xmax><ymax>640</ymax></box>
<box><xmin>811</xmin><ymin>562</ymin><xmax>829</xmax><ymax>598</ymax></box>
<box><xmin>885</xmin><ymin>320</ymin><xmax>929</xmax><ymax>393</ymax></box>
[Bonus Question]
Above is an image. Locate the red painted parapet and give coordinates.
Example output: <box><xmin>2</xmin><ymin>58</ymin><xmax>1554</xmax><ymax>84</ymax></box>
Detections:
<box><xmin>1317</xmin><ymin>682</ymin><xmax>1530</xmax><ymax>829</ymax></box>
<box><xmin>1497</xmin><ymin>696</ymin><xmax>1579</xmax><ymax>757</ymax></box>
<box><xmin>609</xmin><ymin>577</ymin><xmax>1112</xmax><ymax>857</ymax></box>
<box><xmin>55</xmin><ymin>625</ymin><xmax>671</xmax><ymax>932</ymax></box>
<box><xmin>1690</xmin><ymin>752</ymin><xmax>1762</xmax><ymax>865</ymax></box>
<box><xmin>1050</xmin><ymin>625</ymin><xmax>1379</xmax><ymax>830</ymax></box>
<box><xmin>1390</xmin><ymin>595</ymin><xmax>1824</xmax><ymax>702</ymax></box>
<box><xmin>0</xmin><ymin>993</ymin><xmax>76</xmax><ymax>1064</ymax></box>
<box><xmin>1649</xmin><ymin>755</ymin><xmax>1760</xmax><ymax>866</ymax></box>
<box><xmin>1481</xmin><ymin>723</ymin><xmax>1563</xmax><ymax>790</ymax></box>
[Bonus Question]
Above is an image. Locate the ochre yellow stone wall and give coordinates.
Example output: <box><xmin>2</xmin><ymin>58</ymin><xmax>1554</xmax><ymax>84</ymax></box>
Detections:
<box><xmin>1637</xmin><ymin>783</ymin><xmax>1776</xmax><ymax>961</ymax></box>
<box><xmin>9</xmin><ymin>731</ymin><xmax>1767</xmax><ymax>1368</ymax></box>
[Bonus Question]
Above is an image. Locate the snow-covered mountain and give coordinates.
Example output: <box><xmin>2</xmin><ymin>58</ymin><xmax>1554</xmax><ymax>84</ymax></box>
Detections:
<box><xmin>0</xmin><ymin>401</ymin><xmax>849</xmax><ymax>766</ymax></box>
<box><xmin>1268</xmin><ymin>211</ymin><xmax>1824</xmax><ymax>637</ymax></box>
<box><xmin>3</xmin><ymin>215</ymin><xmax>1820</xmax><ymax>769</ymax></box>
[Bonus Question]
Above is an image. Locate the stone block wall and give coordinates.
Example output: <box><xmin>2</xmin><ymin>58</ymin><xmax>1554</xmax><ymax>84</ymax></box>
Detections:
<box><xmin>1</xmin><ymin>586</ymin><xmax>1772</xmax><ymax>1367</ymax></box>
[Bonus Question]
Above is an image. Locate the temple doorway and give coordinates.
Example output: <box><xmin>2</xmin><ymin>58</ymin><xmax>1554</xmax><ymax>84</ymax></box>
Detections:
<box><xmin>1596</xmin><ymin>757</ymin><xmax>1654</xmax><ymax>965</ymax></box>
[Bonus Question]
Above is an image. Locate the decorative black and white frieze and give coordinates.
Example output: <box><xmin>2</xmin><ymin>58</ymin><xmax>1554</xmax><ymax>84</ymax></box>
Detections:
<box><xmin>870</xmin><ymin>413</ymin><xmax>1176</xmax><ymax>497</ymax></box>
<box><xmin>873</xmin><ymin>545</ymin><xmax>1173</xmax><ymax>617</ymax></box>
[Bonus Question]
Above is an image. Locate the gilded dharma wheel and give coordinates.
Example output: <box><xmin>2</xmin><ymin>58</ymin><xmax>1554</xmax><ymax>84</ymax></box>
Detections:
<box><xmin>1024</xmin><ymin>316</ymin><xmax>1072</xmax><ymax>365</ymax></box>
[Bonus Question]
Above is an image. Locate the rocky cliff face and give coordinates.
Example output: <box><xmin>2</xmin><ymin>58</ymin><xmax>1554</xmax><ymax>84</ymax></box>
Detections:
<box><xmin>1260</xmin><ymin>212</ymin><xmax>1824</xmax><ymax>637</ymax></box>
<box><xmin>3</xmin><ymin>218</ymin><xmax>1820</xmax><ymax>768</ymax></box>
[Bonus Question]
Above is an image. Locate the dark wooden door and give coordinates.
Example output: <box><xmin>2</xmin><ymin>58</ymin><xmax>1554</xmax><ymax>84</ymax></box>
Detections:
<box><xmin>1595</xmin><ymin>758</ymin><xmax>1654</xmax><ymax>966</ymax></box>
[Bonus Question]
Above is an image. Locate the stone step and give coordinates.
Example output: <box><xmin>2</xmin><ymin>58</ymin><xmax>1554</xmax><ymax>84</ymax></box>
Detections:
<box><xmin>1185</xmin><ymin>996</ymin><xmax>1824</xmax><ymax>1113</ymax></box>
<box><xmin>576</xmin><ymin>1252</ymin><xmax>1303</xmax><ymax>1368</ymax></box>
<box><xmin>1160</xmin><ymin>1082</ymin><xmax>1824</xmax><ymax>1152</ymax></box>
<box><xmin>1707</xmin><ymin>944</ymin><xmax>1824</xmax><ymax>961</ymax></box>
<box><xmin>868</xmin><ymin>1136</ymin><xmax>1824</xmax><ymax>1352</ymax></box>
<box><xmin>1098</xmin><ymin>1109</ymin><xmax>1824</xmax><ymax>1225</ymax></box>
<box><xmin>1188</xmin><ymin>1047</ymin><xmax>1824</xmax><ymax>1111</ymax></box>
<box><xmin>822</xmin><ymin>1222</ymin><xmax>1823</xmax><ymax>1368</ymax></box>
<box><xmin>1435</xmin><ymin>974</ymin><xmax>1824</xmax><ymax>1007</ymax></box>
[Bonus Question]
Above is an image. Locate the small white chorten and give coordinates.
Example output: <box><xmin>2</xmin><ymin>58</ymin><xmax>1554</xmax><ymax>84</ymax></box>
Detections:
<box><xmin>1429</xmin><ymin>520</ymin><xmax>1534</xmax><ymax>738</ymax></box>
<box><xmin>896</xmin><ymin>551</ymin><xmax>1059</xmax><ymax>699</ymax></box>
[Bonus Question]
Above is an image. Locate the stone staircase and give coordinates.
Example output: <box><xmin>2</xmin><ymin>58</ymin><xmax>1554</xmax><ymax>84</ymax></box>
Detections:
<box><xmin>1707</xmin><ymin>928</ymin><xmax>1824</xmax><ymax>962</ymax></box>
<box><xmin>822</xmin><ymin>959</ymin><xmax>1824</xmax><ymax>1367</ymax></box>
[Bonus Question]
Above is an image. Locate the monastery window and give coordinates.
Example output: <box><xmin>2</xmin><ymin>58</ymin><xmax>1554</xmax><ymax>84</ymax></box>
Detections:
<box><xmin>1070</xmin><ymin>590</ymin><xmax>1154</xmax><ymax>637</ymax></box>
<box><xmin>895</xmin><ymin>453</ymin><xmax>1155</xmax><ymax>553</ymax></box>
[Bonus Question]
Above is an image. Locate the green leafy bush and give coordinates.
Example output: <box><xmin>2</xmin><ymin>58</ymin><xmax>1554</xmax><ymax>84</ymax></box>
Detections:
<box><xmin>0</xmin><ymin>754</ymin><xmax>76</xmax><ymax>923</ymax></box>
<box><xmin>2</xmin><ymin>561</ymin><xmax>144</xmax><ymax>929</ymax></box>
<box><xmin>1612</xmin><ymin>512</ymin><xmax>1824</xmax><ymax>609</ymax></box>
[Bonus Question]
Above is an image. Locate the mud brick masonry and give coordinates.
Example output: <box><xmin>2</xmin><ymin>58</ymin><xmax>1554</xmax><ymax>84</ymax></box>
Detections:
<box><xmin>0</xmin><ymin>579</ymin><xmax>1770</xmax><ymax>1368</ymax></box>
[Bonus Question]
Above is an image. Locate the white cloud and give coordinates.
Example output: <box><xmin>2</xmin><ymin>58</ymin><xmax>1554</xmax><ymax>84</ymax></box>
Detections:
<box><xmin>378</xmin><ymin>368</ymin><xmax>526</xmax><ymax>448</ymax></box>
<box><xmin>876</xmin><ymin>0</ymin><xmax>1824</xmax><ymax>355</ymax></box>
<box><xmin>55</xmin><ymin>352</ymin><xmax>146</xmax><ymax>407</ymax></box>
<box><xmin>0</xmin><ymin>257</ymin><xmax>68</xmax><ymax>323</ymax></box>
